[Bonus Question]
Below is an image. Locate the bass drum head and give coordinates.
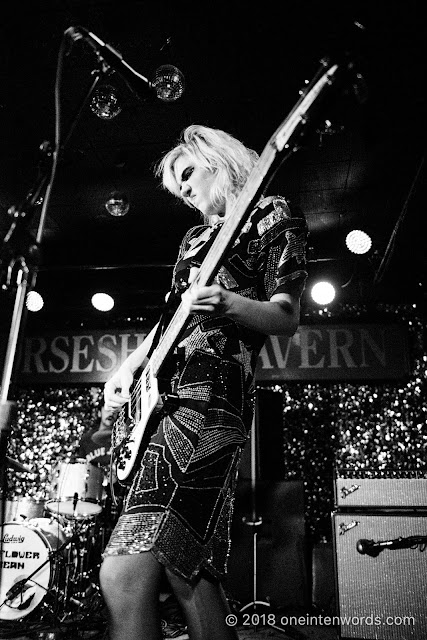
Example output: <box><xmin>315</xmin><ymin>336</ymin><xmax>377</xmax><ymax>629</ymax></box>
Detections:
<box><xmin>0</xmin><ymin>521</ymin><xmax>59</xmax><ymax>621</ymax></box>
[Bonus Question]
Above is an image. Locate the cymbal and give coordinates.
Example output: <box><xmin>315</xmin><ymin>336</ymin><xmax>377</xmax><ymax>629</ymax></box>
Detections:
<box><xmin>91</xmin><ymin>429</ymin><xmax>112</xmax><ymax>446</ymax></box>
<box><xmin>5</xmin><ymin>456</ymin><xmax>32</xmax><ymax>473</ymax></box>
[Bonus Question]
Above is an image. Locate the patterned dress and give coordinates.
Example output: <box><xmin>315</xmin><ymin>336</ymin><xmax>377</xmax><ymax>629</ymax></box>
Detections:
<box><xmin>104</xmin><ymin>195</ymin><xmax>308</xmax><ymax>583</ymax></box>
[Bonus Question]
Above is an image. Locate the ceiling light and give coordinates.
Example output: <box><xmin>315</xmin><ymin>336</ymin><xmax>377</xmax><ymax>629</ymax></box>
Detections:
<box><xmin>91</xmin><ymin>293</ymin><xmax>115</xmax><ymax>311</ymax></box>
<box><xmin>310</xmin><ymin>281</ymin><xmax>336</xmax><ymax>305</ymax></box>
<box><xmin>152</xmin><ymin>65</ymin><xmax>185</xmax><ymax>102</ymax></box>
<box><xmin>90</xmin><ymin>84</ymin><xmax>122</xmax><ymax>120</ymax></box>
<box><xmin>26</xmin><ymin>290</ymin><xmax>44</xmax><ymax>312</ymax></box>
<box><xmin>345</xmin><ymin>229</ymin><xmax>372</xmax><ymax>255</ymax></box>
<box><xmin>105</xmin><ymin>191</ymin><xmax>130</xmax><ymax>216</ymax></box>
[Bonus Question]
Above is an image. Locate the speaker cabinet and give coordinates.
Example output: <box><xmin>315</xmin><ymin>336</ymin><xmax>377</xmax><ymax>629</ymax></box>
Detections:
<box><xmin>333</xmin><ymin>512</ymin><xmax>427</xmax><ymax>639</ymax></box>
<box><xmin>226</xmin><ymin>480</ymin><xmax>308</xmax><ymax>610</ymax></box>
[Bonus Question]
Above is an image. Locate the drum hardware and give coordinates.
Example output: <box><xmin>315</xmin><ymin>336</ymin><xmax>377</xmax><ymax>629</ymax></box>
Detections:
<box><xmin>0</xmin><ymin>515</ymin><xmax>108</xmax><ymax>634</ymax></box>
<box><xmin>5</xmin><ymin>456</ymin><xmax>32</xmax><ymax>474</ymax></box>
<box><xmin>0</xmin><ymin>461</ymin><xmax>114</xmax><ymax>635</ymax></box>
<box><xmin>0</xmin><ymin>519</ymin><xmax>83</xmax><ymax>615</ymax></box>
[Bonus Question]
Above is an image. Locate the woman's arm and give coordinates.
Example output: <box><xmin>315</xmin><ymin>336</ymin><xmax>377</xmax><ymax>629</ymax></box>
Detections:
<box><xmin>181</xmin><ymin>284</ymin><xmax>300</xmax><ymax>336</ymax></box>
<box><xmin>104</xmin><ymin>323</ymin><xmax>158</xmax><ymax>410</ymax></box>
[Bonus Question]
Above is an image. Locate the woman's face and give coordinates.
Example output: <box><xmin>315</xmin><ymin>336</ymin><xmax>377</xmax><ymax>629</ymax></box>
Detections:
<box><xmin>173</xmin><ymin>154</ymin><xmax>224</xmax><ymax>217</ymax></box>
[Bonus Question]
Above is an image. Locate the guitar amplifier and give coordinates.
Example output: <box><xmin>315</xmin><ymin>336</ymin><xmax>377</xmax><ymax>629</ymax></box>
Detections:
<box><xmin>334</xmin><ymin>477</ymin><xmax>427</xmax><ymax>509</ymax></box>
<box><xmin>333</xmin><ymin>512</ymin><xmax>427</xmax><ymax>639</ymax></box>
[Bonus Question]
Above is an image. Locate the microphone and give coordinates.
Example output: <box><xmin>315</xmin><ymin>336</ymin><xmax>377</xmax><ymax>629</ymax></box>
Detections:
<box><xmin>65</xmin><ymin>26</ymin><xmax>184</xmax><ymax>103</ymax></box>
<box><xmin>72</xmin><ymin>492</ymin><xmax>79</xmax><ymax>515</ymax></box>
<box><xmin>356</xmin><ymin>538</ymin><xmax>390</xmax><ymax>557</ymax></box>
<box><xmin>356</xmin><ymin>535</ymin><xmax>426</xmax><ymax>557</ymax></box>
<box><xmin>6</xmin><ymin>579</ymin><xmax>29</xmax><ymax>601</ymax></box>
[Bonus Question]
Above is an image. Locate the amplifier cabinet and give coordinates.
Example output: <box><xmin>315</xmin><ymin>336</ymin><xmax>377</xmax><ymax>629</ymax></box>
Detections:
<box><xmin>335</xmin><ymin>478</ymin><xmax>427</xmax><ymax>509</ymax></box>
<box><xmin>333</xmin><ymin>512</ymin><xmax>427</xmax><ymax>639</ymax></box>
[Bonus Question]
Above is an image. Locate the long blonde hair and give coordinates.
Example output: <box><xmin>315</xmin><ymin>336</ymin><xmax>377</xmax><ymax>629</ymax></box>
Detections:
<box><xmin>155</xmin><ymin>125</ymin><xmax>259</xmax><ymax>223</ymax></box>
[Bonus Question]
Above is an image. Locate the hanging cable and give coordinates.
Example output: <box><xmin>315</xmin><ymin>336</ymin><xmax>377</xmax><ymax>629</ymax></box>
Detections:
<box><xmin>374</xmin><ymin>155</ymin><xmax>425</xmax><ymax>284</ymax></box>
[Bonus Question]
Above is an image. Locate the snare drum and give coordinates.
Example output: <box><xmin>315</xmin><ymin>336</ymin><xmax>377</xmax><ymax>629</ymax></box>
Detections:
<box><xmin>0</xmin><ymin>496</ymin><xmax>46</xmax><ymax>523</ymax></box>
<box><xmin>0</xmin><ymin>519</ymin><xmax>66</xmax><ymax>621</ymax></box>
<box><xmin>47</xmin><ymin>459</ymin><xmax>104</xmax><ymax>519</ymax></box>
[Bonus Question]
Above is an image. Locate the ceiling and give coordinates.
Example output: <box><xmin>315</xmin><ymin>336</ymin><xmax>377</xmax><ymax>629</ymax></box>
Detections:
<box><xmin>0</xmin><ymin>0</ymin><xmax>426</xmax><ymax>334</ymax></box>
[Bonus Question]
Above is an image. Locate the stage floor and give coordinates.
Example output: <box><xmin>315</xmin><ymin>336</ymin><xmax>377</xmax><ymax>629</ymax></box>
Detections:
<box><xmin>0</xmin><ymin>617</ymin><xmax>340</xmax><ymax>640</ymax></box>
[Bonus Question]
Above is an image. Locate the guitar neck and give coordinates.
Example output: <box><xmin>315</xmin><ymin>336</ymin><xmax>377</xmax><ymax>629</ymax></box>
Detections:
<box><xmin>150</xmin><ymin>60</ymin><xmax>340</xmax><ymax>379</ymax></box>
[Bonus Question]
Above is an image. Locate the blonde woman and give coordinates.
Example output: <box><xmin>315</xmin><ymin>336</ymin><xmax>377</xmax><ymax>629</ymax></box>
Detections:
<box><xmin>101</xmin><ymin>125</ymin><xmax>308</xmax><ymax>640</ymax></box>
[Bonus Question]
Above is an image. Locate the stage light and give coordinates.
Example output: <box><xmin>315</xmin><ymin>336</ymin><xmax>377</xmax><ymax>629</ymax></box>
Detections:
<box><xmin>310</xmin><ymin>281</ymin><xmax>336</xmax><ymax>305</ymax></box>
<box><xmin>152</xmin><ymin>65</ymin><xmax>185</xmax><ymax>102</ymax></box>
<box><xmin>345</xmin><ymin>229</ymin><xmax>372</xmax><ymax>255</ymax></box>
<box><xmin>90</xmin><ymin>84</ymin><xmax>122</xmax><ymax>120</ymax></box>
<box><xmin>105</xmin><ymin>191</ymin><xmax>130</xmax><ymax>216</ymax></box>
<box><xmin>26</xmin><ymin>290</ymin><xmax>44</xmax><ymax>312</ymax></box>
<box><xmin>91</xmin><ymin>293</ymin><xmax>114</xmax><ymax>311</ymax></box>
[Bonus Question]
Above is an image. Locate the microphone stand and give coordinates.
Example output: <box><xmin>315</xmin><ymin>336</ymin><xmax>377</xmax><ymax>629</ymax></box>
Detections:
<box><xmin>0</xmin><ymin>39</ymin><xmax>109</xmax><ymax>593</ymax></box>
<box><xmin>240</xmin><ymin>394</ymin><xmax>270</xmax><ymax>617</ymax></box>
<box><xmin>238</xmin><ymin>391</ymin><xmax>306</xmax><ymax>640</ymax></box>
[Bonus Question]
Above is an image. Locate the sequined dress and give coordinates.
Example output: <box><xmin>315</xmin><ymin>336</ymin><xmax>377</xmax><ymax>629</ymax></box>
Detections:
<box><xmin>104</xmin><ymin>196</ymin><xmax>308</xmax><ymax>583</ymax></box>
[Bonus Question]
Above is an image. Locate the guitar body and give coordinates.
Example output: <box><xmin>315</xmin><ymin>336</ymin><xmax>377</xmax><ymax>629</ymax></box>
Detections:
<box><xmin>113</xmin><ymin>361</ymin><xmax>160</xmax><ymax>484</ymax></box>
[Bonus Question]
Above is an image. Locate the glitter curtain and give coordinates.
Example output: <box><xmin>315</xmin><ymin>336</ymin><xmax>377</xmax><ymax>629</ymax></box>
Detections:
<box><xmin>258</xmin><ymin>303</ymin><xmax>427</xmax><ymax>541</ymax></box>
<box><xmin>3</xmin><ymin>305</ymin><xmax>426</xmax><ymax>543</ymax></box>
<box><xmin>3</xmin><ymin>386</ymin><xmax>104</xmax><ymax>500</ymax></box>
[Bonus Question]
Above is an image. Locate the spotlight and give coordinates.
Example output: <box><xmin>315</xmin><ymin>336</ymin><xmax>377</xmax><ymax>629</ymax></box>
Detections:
<box><xmin>152</xmin><ymin>65</ymin><xmax>185</xmax><ymax>102</ymax></box>
<box><xmin>105</xmin><ymin>191</ymin><xmax>130</xmax><ymax>217</ymax></box>
<box><xmin>91</xmin><ymin>293</ymin><xmax>114</xmax><ymax>311</ymax></box>
<box><xmin>90</xmin><ymin>84</ymin><xmax>122</xmax><ymax>120</ymax></box>
<box><xmin>346</xmin><ymin>230</ymin><xmax>372</xmax><ymax>255</ymax></box>
<box><xmin>26</xmin><ymin>291</ymin><xmax>44</xmax><ymax>312</ymax></box>
<box><xmin>310</xmin><ymin>281</ymin><xmax>336</xmax><ymax>305</ymax></box>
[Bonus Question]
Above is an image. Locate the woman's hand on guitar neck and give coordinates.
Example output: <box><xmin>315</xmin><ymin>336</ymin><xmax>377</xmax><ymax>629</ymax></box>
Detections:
<box><xmin>104</xmin><ymin>322</ymin><xmax>159</xmax><ymax>411</ymax></box>
<box><xmin>182</xmin><ymin>283</ymin><xmax>232</xmax><ymax>317</ymax></box>
<box><xmin>104</xmin><ymin>364</ymin><xmax>133</xmax><ymax>411</ymax></box>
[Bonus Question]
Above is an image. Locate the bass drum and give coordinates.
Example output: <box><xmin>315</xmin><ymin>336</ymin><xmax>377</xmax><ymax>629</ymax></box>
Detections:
<box><xmin>0</xmin><ymin>519</ymin><xmax>66</xmax><ymax>621</ymax></box>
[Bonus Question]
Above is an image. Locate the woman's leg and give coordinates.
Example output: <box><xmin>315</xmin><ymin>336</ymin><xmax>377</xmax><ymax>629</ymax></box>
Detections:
<box><xmin>166</xmin><ymin>568</ymin><xmax>239</xmax><ymax>640</ymax></box>
<box><xmin>100</xmin><ymin>551</ymin><xmax>163</xmax><ymax>640</ymax></box>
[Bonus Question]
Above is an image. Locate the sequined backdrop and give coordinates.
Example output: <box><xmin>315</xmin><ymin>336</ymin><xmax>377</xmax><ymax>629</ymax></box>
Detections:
<box><xmin>4</xmin><ymin>305</ymin><xmax>426</xmax><ymax>542</ymax></box>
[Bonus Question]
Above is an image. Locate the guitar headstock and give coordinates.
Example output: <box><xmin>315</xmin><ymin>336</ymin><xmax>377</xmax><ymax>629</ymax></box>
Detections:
<box><xmin>272</xmin><ymin>59</ymin><xmax>340</xmax><ymax>154</ymax></box>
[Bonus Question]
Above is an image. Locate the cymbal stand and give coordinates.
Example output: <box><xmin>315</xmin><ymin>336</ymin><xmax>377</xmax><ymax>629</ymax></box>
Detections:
<box><xmin>60</xmin><ymin>515</ymin><xmax>103</xmax><ymax>615</ymax></box>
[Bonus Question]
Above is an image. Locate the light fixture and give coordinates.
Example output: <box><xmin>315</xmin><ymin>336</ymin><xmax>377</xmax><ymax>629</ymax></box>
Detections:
<box><xmin>90</xmin><ymin>84</ymin><xmax>122</xmax><ymax>120</ymax></box>
<box><xmin>105</xmin><ymin>191</ymin><xmax>130</xmax><ymax>217</ymax></box>
<box><xmin>152</xmin><ymin>65</ymin><xmax>185</xmax><ymax>102</ymax></box>
<box><xmin>345</xmin><ymin>229</ymin><xmax>372</xmax><ymax>255</ymax></box>
<box><xmin>310</xmin><ymin>281</ymin><xmax>336</xmax><ymax>306</ymax></box>
<box><xmin>26</xmin><ymin>290</ymin><xmax>44</xmax><ymax>312</ymax></box>
<box><xmin>91</xmin><ymin>293</ymin><xmax>115</xmax><ymax>311</ymax></box>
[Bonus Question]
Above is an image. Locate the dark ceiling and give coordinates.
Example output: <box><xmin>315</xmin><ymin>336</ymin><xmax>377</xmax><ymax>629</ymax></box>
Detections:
<box><xmin>0</xmin><ymin>0</ymin><xmax>426</xmax><ymax>333</ymax></box>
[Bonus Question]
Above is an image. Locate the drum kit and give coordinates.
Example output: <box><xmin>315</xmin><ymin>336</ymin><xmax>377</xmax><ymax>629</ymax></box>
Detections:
<box><xmin>0</xmin><ymin>455</ymin><xmax>119</xmax><ymax>638</ymax></box>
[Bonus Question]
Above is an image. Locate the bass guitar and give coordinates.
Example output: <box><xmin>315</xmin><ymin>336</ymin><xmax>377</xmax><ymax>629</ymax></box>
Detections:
<box><xmin>112</xmin><ymin>57</ymin><xmax>346</xmax><ymax>484</ymax></box>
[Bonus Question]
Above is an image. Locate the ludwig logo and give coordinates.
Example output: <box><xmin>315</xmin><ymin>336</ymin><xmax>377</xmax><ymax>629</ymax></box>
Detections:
<box><xmin>2</xmin><ymin>534</ymin><xmax>25</xmax><ymax>543</ymax></box>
